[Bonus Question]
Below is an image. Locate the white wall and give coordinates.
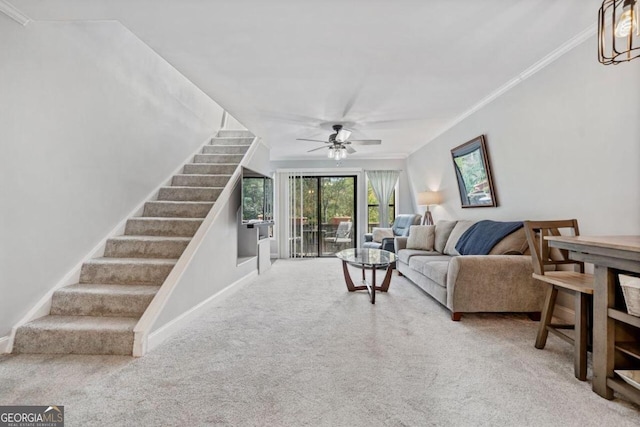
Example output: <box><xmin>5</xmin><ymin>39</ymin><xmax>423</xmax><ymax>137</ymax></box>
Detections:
<box><xmin>0</xmin><ymin>19</ymin><xmax>223</xmax><ymax>337</ymax></box>
<box><xmin>150</xmin><ymin>181</ymin><xmax>253</xmax><ymax>331</ymax></box>
<box><xmin>405</xmin><ymin>36</ymin><xmax>640</xmax><ymax>235</ymax></box>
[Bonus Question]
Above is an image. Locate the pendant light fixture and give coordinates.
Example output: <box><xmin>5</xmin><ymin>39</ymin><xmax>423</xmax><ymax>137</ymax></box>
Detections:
<box><xmin>599</xmin><ymin>0</ymin><xmax>639</xmax><ymax>64</ymax></box>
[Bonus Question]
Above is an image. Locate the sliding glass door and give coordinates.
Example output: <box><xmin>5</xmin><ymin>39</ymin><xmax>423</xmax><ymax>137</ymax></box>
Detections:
<box><xmin>290</xmin><ymin>175</ymin><xmax>356</xmax><ymax>257</ymax></box>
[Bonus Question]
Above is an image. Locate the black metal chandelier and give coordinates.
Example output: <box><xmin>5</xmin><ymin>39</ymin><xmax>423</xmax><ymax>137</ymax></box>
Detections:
<box><xmin>599</xmin><ymin>0</ymin><xmax>639</xmax><ymax>64</ymax></box>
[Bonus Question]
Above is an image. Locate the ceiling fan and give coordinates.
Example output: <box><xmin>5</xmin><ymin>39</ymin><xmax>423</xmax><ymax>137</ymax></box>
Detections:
<box><xmin>296</xmin><ymin>124</ymin><xmax>381</xmax><ymax>159</ymax></box>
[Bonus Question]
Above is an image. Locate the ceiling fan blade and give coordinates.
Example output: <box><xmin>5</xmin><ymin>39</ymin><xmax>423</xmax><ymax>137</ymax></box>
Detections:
<box><xmin>307</xmin><ymin>146</ymin><xmax>328</xmax><ymax>153</ymax></box>
<box><xmin>350</xmin><ymin>139</ymin><xmax>382</xmax><ymax>145</ymax></box>
<box><xmin>346</xmin><ymin>145</ymin><xmax>356</xmax><ymax>154</ymax></box>
<box><xmin>341</xmin><ymin>90</ymin><xmax>360</xmax><ymax>119</ymax></box>
<box><xmin>296</xmin><ymin>138</ymin><xmax>329</xmax><ymax>143</ymax></box>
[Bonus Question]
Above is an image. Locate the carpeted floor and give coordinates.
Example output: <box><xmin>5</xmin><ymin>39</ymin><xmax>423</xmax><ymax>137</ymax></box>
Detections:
<box><xmin>1</xmin><ymin>258</ymin><xmax>638</xmax><ymax>426</ymax></box>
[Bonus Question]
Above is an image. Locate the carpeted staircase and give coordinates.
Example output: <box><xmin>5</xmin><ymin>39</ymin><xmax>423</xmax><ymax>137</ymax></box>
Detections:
<box><xmin>12</xmin><ymin>130</ymin><xmax>254</xmax><ymax>355</ymax></box>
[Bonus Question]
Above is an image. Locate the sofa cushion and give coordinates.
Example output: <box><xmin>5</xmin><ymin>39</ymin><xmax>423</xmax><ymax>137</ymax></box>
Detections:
<box><xmin>421</xmin><ymin>261</ymin><xmax>449</xmax><ymax>287</ymax></box>
<box><xmin>398</xmin><ymin>249</ymin><xmax>438</xmax><ymax>264</ymax></box>
<box><xmin>488</xmin><ymin>227</ymin><xmax>529</xmax><ymax>255</ymax></box>
<box><xmin>443</xmin><ymin>220</ymin><xmax>477</xmax><ymax>256</ymax></box>
<box><xmin>434</xmin><ymin>220</ymin><xmax>458</xmax><ymax>253</ymax></box>
<box><xmin>406</xmin><ymin>225</ymin><xmax>435</xmax><ymax>251</ymax></box>
<box><xmin>408</xmin><ymin>255</ymin><xmax>452</xmax><ymax>273</ymax></box>
<box><xmin>372</xmin><ymin>227</ymin><xmax>394</xmax><ymax>243</ymax></box>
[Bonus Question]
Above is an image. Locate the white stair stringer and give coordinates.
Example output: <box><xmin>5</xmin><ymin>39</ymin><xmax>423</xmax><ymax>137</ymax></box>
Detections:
<box><xmin>12</xmin><ymin>130</ymin><xmax>257</xmax><ymax>356</ymax></box>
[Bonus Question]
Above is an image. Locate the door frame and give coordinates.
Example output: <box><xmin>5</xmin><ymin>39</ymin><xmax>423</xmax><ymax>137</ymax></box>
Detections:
<box><xmin>275</xmin><ymin>168</ymin><xmax>364</xmax><ymax>259</ymax></box>
<box><xmin>301</xmin><ymin>174</ymin><xmax>358</xmax><ymax>257</ymax></box>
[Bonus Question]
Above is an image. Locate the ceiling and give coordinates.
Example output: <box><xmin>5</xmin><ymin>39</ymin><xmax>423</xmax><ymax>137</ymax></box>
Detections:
<box><xmin>14</xmin><ymin>0</ymin><xmax>600</xmax><ymax>160</ymax></box>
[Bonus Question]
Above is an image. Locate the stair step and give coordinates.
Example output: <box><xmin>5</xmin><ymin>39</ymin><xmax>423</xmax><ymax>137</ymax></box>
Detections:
<box><xmin>171</xmin><ymin>174</ymin><xmax>231</xmax><ymax>187</ymax></box>
<box><xmin>13</xmin><ymin>315</ymin><xmax>137</xmax><ymax>355</ymax></box>
<box><xmin>80</xmin><ymin>257</ymin><xmax>177</xmax><ymax>285</ymax></box>
<box><xmin>183</xmin><ymin>163</ymin><xmax>238</xmax><ymax>175</ymax></box>
<box><xmin>105</xmin><ymin>235</ymin><xmax>191</xmax><ymax>258</ymax></box>
<box><xmin>216</xmin><ymin>130</ymin><xmax>254</xmax><ymax>138</ymax></box>
<box><xmin>210</xmin><ymin>136</ymin><xmax>254</xmax><ymax>146</ymax></box>
<box><xmin>158</xmin><ymin>186</ymin><xmax>222</xmax><ymax>202</ymax></box>
<box><xmin>193</xmin><ymin>154</ymin><xmax>244</xmax><ymax>164</ymax></box>
<box><xmin>51</xmin><ymin>284</ymin><xmax>159</xmax><ymax>317</ymax></box>
<box><xmin>125</xmin><ymin>217</ymin><xmax>203</xmax><ymax>237</ymax></box>
<box><xmin>143</xmin><ymin>201</ymin><xmax>213</xmax><ymax>218</ymax></box>
<box><xmin>80</xmin><ymin>258</ymin><xmax>177</xmax><ymax>286</ymax></box>
<box><xmin>202</xmin><ymin>145</ymin><xmax>250</xmax><ymax>155</ymax></box>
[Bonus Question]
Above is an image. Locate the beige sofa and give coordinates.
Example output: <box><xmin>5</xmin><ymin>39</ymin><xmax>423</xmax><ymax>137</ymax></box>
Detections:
<box><xmin>395</xmin><ymin>220</ymin><xmax>545</xmax><ymax>321</ymax></box>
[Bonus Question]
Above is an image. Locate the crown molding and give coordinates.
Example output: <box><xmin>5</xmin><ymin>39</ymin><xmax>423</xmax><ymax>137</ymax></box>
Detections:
<box><xmin>412</xmin><ymin>23</ymin><xmax>597</xmax><ymax>154</ymax></box>
<box><xmin>0</xmin><ymin>0</ymin><xmax>31</xmax><ymax>26</ymax></box>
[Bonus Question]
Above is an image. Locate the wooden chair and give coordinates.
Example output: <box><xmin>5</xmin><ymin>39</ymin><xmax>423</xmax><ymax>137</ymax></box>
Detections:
<box><xmin>523</xmin><ymin>219</ymin><xmax>594</xmax><ymax>381</ymax></box>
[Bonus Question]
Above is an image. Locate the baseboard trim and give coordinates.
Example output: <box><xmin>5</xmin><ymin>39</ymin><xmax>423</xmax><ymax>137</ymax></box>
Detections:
<box><xmin>0</xmin><ymin>335</ymin><xmax>11</xmax><ymax>354</ymax></box>
<box><xmin>143</xmin><ymin>271</ymin><xmax>257</xmax><ymax>355</ymax></box>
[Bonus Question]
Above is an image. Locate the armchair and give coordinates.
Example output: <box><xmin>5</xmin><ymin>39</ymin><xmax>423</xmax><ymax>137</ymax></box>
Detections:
<box><xmin>363</xmin><ymin>214</ymin><xmax>421</xmax><ymax>252</ymax></box>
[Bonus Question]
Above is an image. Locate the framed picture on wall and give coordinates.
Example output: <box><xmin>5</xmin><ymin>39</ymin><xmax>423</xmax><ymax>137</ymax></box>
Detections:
<box><xmin>451</xmin><ymin>135</ymin><xmax>497</xmax><ymax>208</ymax></box>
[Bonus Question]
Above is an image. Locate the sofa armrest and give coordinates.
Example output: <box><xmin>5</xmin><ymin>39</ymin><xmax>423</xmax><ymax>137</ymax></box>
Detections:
<box><xmin>394</xmin><ymin>236</ymin><xmax>408</xmax><ymax>251</ymax></box>
<box><xmin>446</xmin><ymin>255</ymin><xmax>545</xmax><ymax>313</ymax></box>
<box><xmin>364</xmin><ymin>233</ymin><xmax>373</xmax><ymax>242</ymax></box>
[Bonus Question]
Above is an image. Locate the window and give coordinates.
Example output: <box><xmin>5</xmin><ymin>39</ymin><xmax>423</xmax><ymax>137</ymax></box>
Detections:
<box><xmin>367</xmin><ymin>181</ymin><xmax>395</xmax><ymax>232</ymax></box>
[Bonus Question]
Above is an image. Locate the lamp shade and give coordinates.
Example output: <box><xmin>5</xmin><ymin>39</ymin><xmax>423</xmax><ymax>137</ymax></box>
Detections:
<box><xmin>418</xmin><ymin>191</ymin><xmax>442</xmax><ymax>206</ymax></box>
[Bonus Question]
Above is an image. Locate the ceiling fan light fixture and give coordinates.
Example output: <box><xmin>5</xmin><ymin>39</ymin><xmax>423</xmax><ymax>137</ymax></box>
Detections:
<box><xmin>599</xmin><ymin>0</ymin><xmax>640</xmax><ymax>64</ymax></box>
<box><xmin>327</xmin><ymin>147</ymin><xmax>335</xmax><ymax>159</ymax></box>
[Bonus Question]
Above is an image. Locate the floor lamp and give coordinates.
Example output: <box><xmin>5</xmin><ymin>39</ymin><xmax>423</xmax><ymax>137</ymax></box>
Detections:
<box><xmin>418</xmin><ymin>191</ymin><xmax>442</xmax><ymax>225</ymax></box>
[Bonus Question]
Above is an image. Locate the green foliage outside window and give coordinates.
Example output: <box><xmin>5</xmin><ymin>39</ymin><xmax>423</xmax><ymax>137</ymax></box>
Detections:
<box><xmin>293</xmin><ymin>177</ymin><xmax>355</xmax><ymax>226</ymax></box>
<box><xmin>367</xmin><ymin>182</ymin><xmax>395</xmax><ymax>231</ymax></box>
<box><xmin>242</xmin><ymin>178</ymin><xmax>265</xmax><ymax>221</ymax></box>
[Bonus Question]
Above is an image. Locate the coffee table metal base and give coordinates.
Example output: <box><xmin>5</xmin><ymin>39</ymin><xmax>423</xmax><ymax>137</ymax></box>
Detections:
<box><xmin>341</xmin><ymin>261</ymin><xmax>393</xmax><ymax>304</ymax></box>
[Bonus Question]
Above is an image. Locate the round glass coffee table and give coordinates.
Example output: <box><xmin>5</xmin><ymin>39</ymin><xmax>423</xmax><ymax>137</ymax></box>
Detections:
<box><xmin>336</xmin><ymin>248</ymin><xmax>397</xmax><ymax>304</ymax></box>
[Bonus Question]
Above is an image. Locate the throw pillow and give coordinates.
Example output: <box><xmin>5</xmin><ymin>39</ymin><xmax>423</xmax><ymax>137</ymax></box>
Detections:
<box><xmin>372</xmin><ymin>227</ymin><xmax>394</xmax><ymax>243</ymax></box>
<box><xmin>406</xmin><ymin>225</ymin><xmax>436</xmax><ymax>251</ymax></box>
<box><xmin>443</xmin><ymin>220</ymin><xmax>477</xmax><ymax>256</ymax></box>
<box><xmin>434</xmin><ymin>220</ymin><xmax>458</xmax><ymax>253</ymax></box>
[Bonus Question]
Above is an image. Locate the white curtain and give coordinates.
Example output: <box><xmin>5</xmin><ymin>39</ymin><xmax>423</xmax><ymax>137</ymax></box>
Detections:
<box><xmin>275</xmin><ymin>170</ymin><xmax>306</xmax><ymax>258</ymax></box>
<box><xmin>366</xmin><ymin>170</ymin><xmax>400</xmax><ymax>228</ymax></box>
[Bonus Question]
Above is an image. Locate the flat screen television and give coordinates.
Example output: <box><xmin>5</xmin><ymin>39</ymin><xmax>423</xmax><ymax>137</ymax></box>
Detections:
<box><xmin>241</xmin><ymin>167</ymin><xmax>274</xmax><ymax>225</ymax></box>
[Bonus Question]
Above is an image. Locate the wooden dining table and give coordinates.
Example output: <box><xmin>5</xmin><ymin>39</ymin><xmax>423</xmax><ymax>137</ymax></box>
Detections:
<box><xmin>545</xmin><ymin>235</ymin><xmax>640</xmax><ymax>405</ymax></box>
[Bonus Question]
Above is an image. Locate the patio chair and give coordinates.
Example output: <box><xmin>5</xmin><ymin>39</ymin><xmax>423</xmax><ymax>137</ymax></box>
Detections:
<box><xmin>324</xmin><ymin>221</ymin><xmax>352</xmax><ymax>250</ymax></box>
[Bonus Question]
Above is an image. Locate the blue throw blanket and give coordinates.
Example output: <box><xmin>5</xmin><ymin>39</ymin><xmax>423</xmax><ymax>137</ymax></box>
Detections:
<box><xmin>455</xmin><ymin>220</ymin><xmax>524</xmax><ymax>255</ymax></box>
